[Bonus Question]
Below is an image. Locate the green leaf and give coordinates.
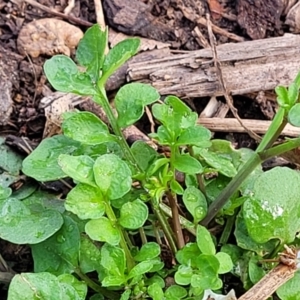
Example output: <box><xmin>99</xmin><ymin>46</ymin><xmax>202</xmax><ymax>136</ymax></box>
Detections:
<box><xmin>102</xmin><ymin>38</ymin><xmax>140</xmax><ymax>81</ymax></box>
<box><xmin>134</xmin><ymin>242</ymin><xmax>161</xmax><ymax>261</ymax></box>
<box><xmin>183</xmin><ymin>186</ymin><xmax>207</xmax><ymax>223</ymax></box>
<box><xmin>62</xmin><ymin>111</ymin><xmax>113</xmax><ymax>145</ymax></box>
<box><xmin>288</xmin><ymin>103</ymin><xmax>300</xmax><ymax>127</ymax></box>
<box><xmin>0</xmin><ymin>137</ymin><xmax>24</xmax><ymax>188</ymax></box>
<box><xmin>174</xmin><ymin>265</ymin><xmax>193</xmax><ymax>285</ymax></box>
<box><xmin>275</xmin><ymin>86</ymin><xmax>289</xmax><ymax>107</ymax></box>
<box><xmin>120</xmin><ymin>289</ymin><xmax>131</xmax><ymax>300</ymax></box>
<box><xmin>243</xmin><ymin>167</ymin><xmax>300</xmax><ymax>243</ymax></box>
<box><xmin>22</xmin><ymin>135</ymin><xmax>80</xmax><ymax>181</ymax></box>
<box><xmin>174</xmin><ymin>154</ymin><xmax>203</xmax><ymax>174</ymax></box>
<box><xmin>196</xmin><ymin>225</ymin><xmax>216</xmax><ymax>255</ymax></box>
<box><xmin>147</xmin><ymin>157</ymin><xmax>170</xmax><ymax>176</ymax></box>
<box><xmin>79</xmin><ymin>235</ymin><xmax>102</xmax><ymax>273</ymax></box>
<box><xmin>294</xmin><ymin>71</ymin><xmax>300</xmax><ymax>88</ymax></box>
<box><xmin>176</xmin><ymin>125</ymin><xmax>211</xmax><ymax>147</ymax></box>
<box><xmin>288</xmin><ymin>82</ymin><xmax>299</xmax><ymax>106</ymax></box>
<box><xmin>58</xmin><ymin>154</ymin><xmax>95</xmax><ymax>186</ymax></box>
<box><xmin>193</xmin><ymin>254</ymin><xmax>220</xmax><ymax>289</ymax></box>
<box><xmin>277</xmin><ymin>271</ymin><xmax>300</xmax><ymax>300</ymax></box>
<box><xmin>170</xmin><ymin>179</ymin><xmax>184</xmax><ymax>195</ymax></box>
<box><xmin>31</xmin><ymin>215</ymin><xmax>80</xmax><ymax>275</ymax></box>
<box><xmin>148</xmin><ymin>283</ymin><xmax>164</xmax><ymax>300</ymax></box>
<box><xmin>149</xmin><ymin>125</ymin><xmax>173</xmax><ymax>145</ymax></box>
<box><xmin>131</xmin><ymin>141</ymin><xmax>158</xmax><ymax>171</ymax></box>
<box><xmin>93</xmin><ymin>154</ymin><xmax>132</xmax><ymax>200</ymax></box>
<box><xmin>65</xmin><ymin>183</ymin><xmax>105</xmax><ymax>219</ymax></box>
<box><xmin>248</xmin><ymin>256</ymin><xmax>265</xmax><ymax>284</ymax></box>
<box><xmin>115</xmin><ymin>83</ymin><xmax>160</xmax><ymax>128</ymax></box>
<box><xmin>165</xmin><ymin>285</ymin><xmax>187</xmax><ymax>299</ymax></box>
<box><xmin>8</xmin><ymin>273</ymin><xmax>62</xmax><ymax>300</ymax></box>
<box><xmin>102</xmin><ymin>275</ymin><xmax>126</xmax><ymax>287</ymax></box>
<box><xmin>127</xmin><ymin>261</ymin><xmax>154</xmax><ymax>280</ymax></box>
<box><xmin>0</xmin><ymin>198</ymin><xmax>63</xmax><ymax>244</ymax></box>
<box><xmin>44</xmin><ymin>55</ymin><xmax>96</xmax><ymax>95</ymax></box>
<box><xmin>198</xmin><ymin>148</ymin><xmax>237</xmax><ymax>177</ymax></box>
<box><xmin>0</xmin><ymin>186</ymin><xmax>11</xmax><ymax>200</ymax></box>
<box><xmin>85</xmin><ymin>217</ymin><xmax>121</xmax><ymax>245</ymax></box>
<box><xmin>234</xmin><ymin>211</ymin><xmax>277</xmax><ymax>255</ymax></box>
<box><xmin>191</xmin><ymin>273</ymin><xmax>222</xmax><ymax>290</ymax></box>
<box><xmin>58</xmin><ymin>274</ymin><xmax>87</xmax><ymax>300</ymax></box>
<box><xmin>76</xmin><ymin>25</ymin><xmax>107</xmax><ymax>82</ymax></box>
<box><xmin>152</xmin><ymin>96</ymin><xmax>198</xmax><ymax>140</ymax></box>
<box><xmin>100</xmin><ymin>244</ymin><xmax>125</xmax><ymax>277</ymax></box>
<box><xmin>23</xmin><ymin>190</ymin><xmax>65</xmax><ymax>213</ymax></box>
<box><xmin>119</xmin><ymin>199</ymin><xmax>148</xmax><ymax>229</ymax></box>
<box><xmin>176</xmin><ymin>243</ymin><xmax>201</xmax><ymax>267</ymax></box>
<box><xmin>215</xmin><ymin>252</ymin><xmax>233</xmax><ymax>274</ymax></box>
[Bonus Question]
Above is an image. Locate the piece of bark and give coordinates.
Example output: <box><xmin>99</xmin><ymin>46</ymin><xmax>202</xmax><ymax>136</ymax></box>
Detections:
<box><xmin>236</xmin><ymin>0</ymin><xmax>284</xmax><ymax>39</ymax></box>
<box><xmin>198</xmin><ymin>117</ymin><xmax>300</xmax><ymax>137</ymax></box>
<box><xmin>127</xmin><ymin>34</ymin><xmax>300</xmax><ymax>98</ymax></box>
<box><xmin>285</xmin><ymin>1</ymin><xmax>300</xmax><ymax>33</ymax></box>
<box><xmin>0</xmin><ymin>45</ymin><xmax>22</xmax><ymax>125</ymax></box>
<box><xmin>106</xmin><ymin>47</ymin><xmax>170</xmax><ymax>91</ymax></box>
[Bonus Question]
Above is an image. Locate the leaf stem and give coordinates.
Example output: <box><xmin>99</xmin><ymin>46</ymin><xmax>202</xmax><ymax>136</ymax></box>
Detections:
<box><xmin>166</xmin><ymin>190</ymin><xmax>185</xmax><ymax>249</ymax></box>
<box><xmin>93</xmin><ymin>87</ymin><xmax>141</xmax><ymax>173</ymax></box>
<box><xmin>256</xmin><ymin>107</ymin><xmax>286</xmax><ymax>152</ymax></box>
<box><xmin>94</xmin><ymin>86</ymin><xmax>179</xmax><ymax>255</ymax></box>
<box><xmin>104</xmin><ymin>200</ymin><xmax>135</xmax><ymax>271</ymax></box>
<box><xmin>168</xmin><ymin>145</ymin><xmax>185</xmax><ymax>249</ymax></box>
<box><xmin>74</xmin><ymin>267</ymin><xmax>120</xmax><ymax>299</ymax></box>
<box><xmin>201</xmin><ymin>152</ymin><xmax>262</xmax><ymax>226</ymax></box>
<box><xmin>259</xmin><ymin>137</ymin><xmax>300</xmax><ymax>161</ymax></box>
<box><xmin>152</xmin><ymin>202</ymin><xmax>177</xmax><ymax>254</ymax></box>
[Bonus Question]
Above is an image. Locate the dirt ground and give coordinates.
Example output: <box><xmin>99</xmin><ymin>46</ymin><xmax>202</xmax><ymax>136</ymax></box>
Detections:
<box><xmin>0</xmin><ymin>0</ymin><xmax>299</xmax><ymax>298</ymax></box>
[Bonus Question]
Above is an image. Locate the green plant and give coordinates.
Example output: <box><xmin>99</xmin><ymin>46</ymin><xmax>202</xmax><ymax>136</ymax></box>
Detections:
<box><xmin>2</xmin><ymin>24</ymin><xmax>300</xmax><ymax>299</ymax></box>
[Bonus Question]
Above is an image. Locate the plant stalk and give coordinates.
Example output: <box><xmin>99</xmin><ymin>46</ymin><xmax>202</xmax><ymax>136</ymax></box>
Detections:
<box><xmin>93</xmin><ymin>88</ymin><xmax>141</xmax><ymax>173</ymax></box>
<box><xmin>104</xmin><ymin>200</ymin><xmax>135</xmax><ymax>271</ymax></box>
<box><xmin>259</xmin><ymin>137</ymin><xmax>300</xmax><ymax>161</ymax></box>
<box><xmin>74</xmin><ymin>268</ymin><xmax>119</xmax><ymax>299</ymax></box>
<box><xmin>201</xmin><ymin>152</ymin><xmax>262</xmax><ymax>226</ymax></box>
<box><xmin>166</xmin><ymin>190</ymin><xmax>185</xmax><ymax>249</ymax></box>
<box><xmin>168</xmin><ymin>145</ymin><xmax>185</xmax><ymax>249</ymax></box>
<box><xmin>256</xmin><ymin>107</ymin><xmax>287</xmax><ymax>152</ymax></box>
<box><xmin>152</xmin><ymin>202</ymin><xmax>178</xmax><ymax>254</ymax></box>
<box><xmin>94</xmin><ymin>86</ymin><xmax>179</xmax><ymax>256</ymax></box>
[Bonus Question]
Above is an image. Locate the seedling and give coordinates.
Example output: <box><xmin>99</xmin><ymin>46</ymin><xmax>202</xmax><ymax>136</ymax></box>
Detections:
<box><xmin>3</xmin><ymin>24</ymin><xmax>300</xmax><ymax>299</ymax></box>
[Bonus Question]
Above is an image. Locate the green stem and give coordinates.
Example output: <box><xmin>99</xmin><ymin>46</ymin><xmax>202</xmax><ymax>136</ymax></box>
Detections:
<box><xmin>166</xmin><ymin>190</ymin><xmax>185</xmax><ymax>249</ymax></box>
<box><xmin>201</xmin><ymin>152</ymin><xmax>262</xmax><ymax>226</ymax></box>
<box><xmin>105</xmin><ymin>201</ymin><xmax>135</xmax><ymax>271</ymax></box>
<box><xmin>256</xmin><ymin>107</ymin><xmax>287</xmax><ymax>152</ymax></box>
<box><xmin>219</xmin><ymin>212</ymin><xmax>237</xmax><ymax>246</ymax></box>
<box><xmin>201</xmin><ymin>137</ymin><xmax>300</xmax><ymax>227</ymax></box>
<box><xmin>159</xmin><ymin>203</ymin><xmax>196</xmax><ymax>236</ymax></box>
<box><xmin>168</xmin><ymin>145</ymin><xmax>185</xmax><ymax>249</ymax></box>
<box><xmin>93</xmin><ymin>88</ymin><xmax>141</xmax><ymax>172</ymax></box>
<box><xmin>139</xmin><ymin>227</ymin><xmax>147</xmax><ymax>244</ymax></box>
<box><xmin>74</xmin><ymin>268</ymin><xmax>119</xmax><ymax>299</ymax></box>
<box><xmin>94</xmin><ymin>86</ymin><xmax>177</xmax><ymax>255</ymax></box>
<box><xmin>152</xmin><ymin>202</ymin><xmax>177</xmax><ymax>254</ymax></box>
<box><xmin>259</xmin><ymin>137</ymin><xmax>300</xmax><ymax>160</ymax></box>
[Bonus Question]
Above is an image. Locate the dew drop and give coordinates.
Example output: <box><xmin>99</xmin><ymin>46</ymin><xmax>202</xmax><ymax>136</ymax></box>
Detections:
<box><xmin>35</xmin><ymin>231</ymin><xmax>44</xmax><ymax>238</ymax></box>
<box><xmin>56</xmin><ymin>234</ymin><xmax>66</xmax><ymax>243</ymax></box>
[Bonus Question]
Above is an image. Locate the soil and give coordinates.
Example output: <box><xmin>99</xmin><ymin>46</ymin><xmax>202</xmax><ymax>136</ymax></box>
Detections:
<box><xmin>0</xmin><ymin>0</ymin><xmax>297</xmax><ymax>298</ymax></box>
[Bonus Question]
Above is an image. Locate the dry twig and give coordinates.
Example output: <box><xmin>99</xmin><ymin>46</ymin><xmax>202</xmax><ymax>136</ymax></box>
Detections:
<box><xmin>206</xmin><ymin>14</ymin><xmax>261</xmax><ymax>142</ymax></box>
<box><xmin>23</xmin><ymin>0</ymin><xmax>92</xmax><ymax>27</ymax></box>
<box><xmin>238</xmin><ymin>245</ymin><xmax>299</xmax><ymax>300</ymax></box>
